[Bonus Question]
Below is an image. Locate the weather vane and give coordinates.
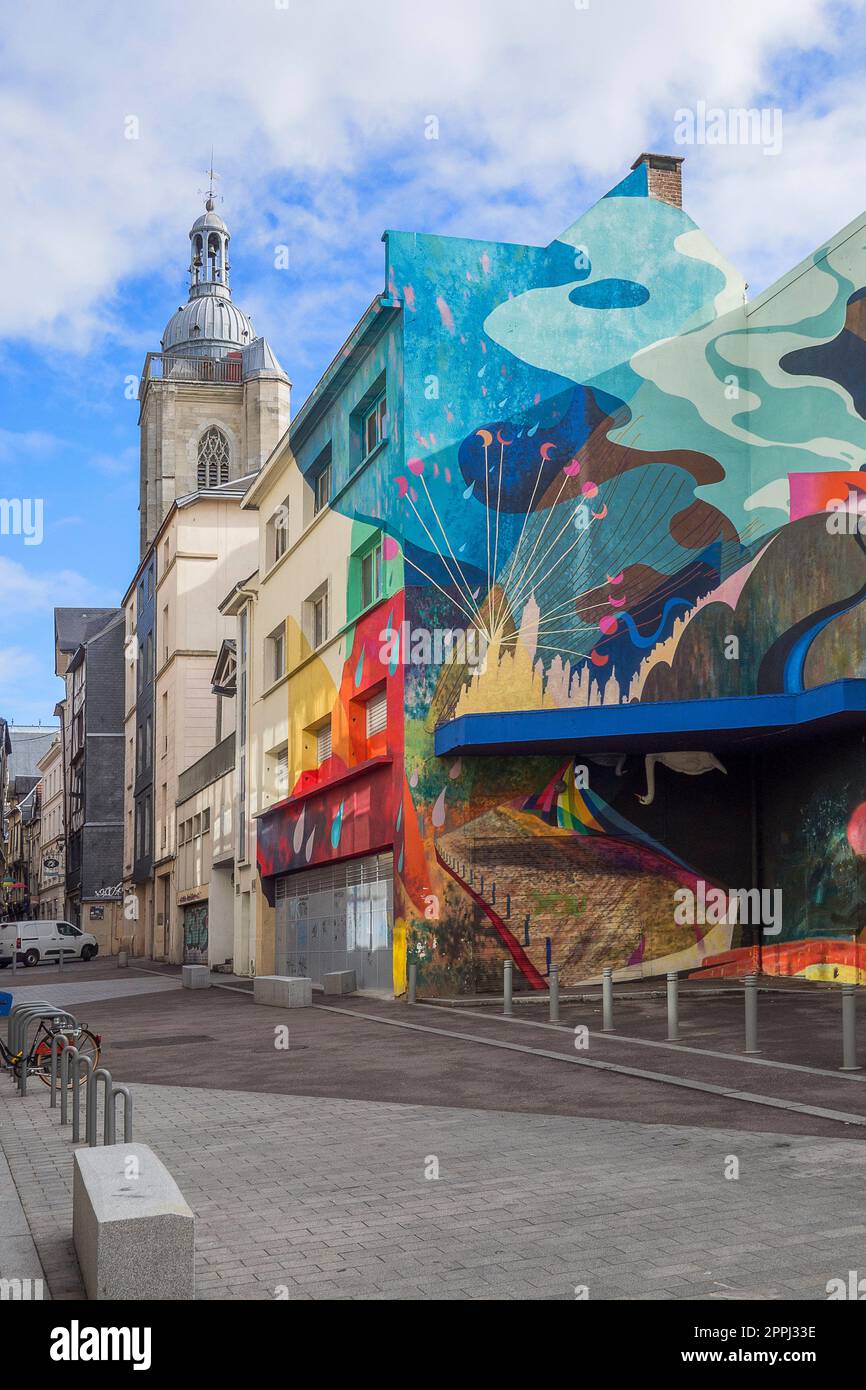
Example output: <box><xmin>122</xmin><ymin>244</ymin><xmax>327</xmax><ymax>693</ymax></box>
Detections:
<box><xmin>198</xmin><ymin>150</ymin><xmax>221</xmax><ymax>207</ymax></box>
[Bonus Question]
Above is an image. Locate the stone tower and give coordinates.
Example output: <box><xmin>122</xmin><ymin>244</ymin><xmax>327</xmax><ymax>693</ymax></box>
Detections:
<box><xmin>137</xmin><ymin>191</ymin><xmax>290</xmax><ymax>555</ymax></box>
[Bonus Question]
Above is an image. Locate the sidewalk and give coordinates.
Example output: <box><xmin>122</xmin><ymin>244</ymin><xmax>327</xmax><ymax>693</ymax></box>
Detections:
<box><xmin>0</xmin><ymin>1130</ymin><xmax>48</xmax><ymax>1299</ymax></box>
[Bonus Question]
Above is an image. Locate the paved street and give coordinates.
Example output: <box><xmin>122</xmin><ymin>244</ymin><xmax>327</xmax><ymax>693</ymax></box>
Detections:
<box><xmin>2</xmin><ymin>963</ymin><xmax>866</xmax><ymax>1300</ymax></box>
<box><xmin>3</xmin><ymin>1076</ymin><xmax>866</xmax><ymax>1301</ymax></box>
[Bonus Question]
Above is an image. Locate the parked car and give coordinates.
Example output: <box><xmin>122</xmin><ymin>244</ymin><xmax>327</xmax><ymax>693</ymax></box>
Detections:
<box><xmin>0</xmin><ymin>920</ymin><xmax>99</xmax><ymax>968</ymax></box>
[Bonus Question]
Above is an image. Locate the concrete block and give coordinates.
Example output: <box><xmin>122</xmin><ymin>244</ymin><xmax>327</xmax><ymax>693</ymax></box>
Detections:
<box><xmin>253</xmin><ymin>975</ymin><xmax>312</xmax><ymax>1008</ymax></box>
<box><xmin>323</xmin><ymin>970</ymin><xmax>356</xmax><ymax>995</ymax></box>
<box><xmin>73</xmin><ymin>1143</ymin><xmax>195</xmax><ymax>1300</ymax></box>
<box><xmin>182</xmin><ymin>964</ymin><xmax>211</xmax><ymax>989</ymax></box>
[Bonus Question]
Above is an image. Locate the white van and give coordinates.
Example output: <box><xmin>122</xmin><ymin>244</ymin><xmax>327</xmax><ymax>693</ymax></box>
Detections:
<box><xmin>0</xmin><ymin>920</ymin><xmax>99</xmax><ymax>968</ymax></box>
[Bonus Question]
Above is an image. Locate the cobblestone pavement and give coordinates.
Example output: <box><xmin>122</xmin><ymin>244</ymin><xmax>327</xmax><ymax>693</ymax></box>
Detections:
<box><xmin>1</xmin><ymin>1080</ymin><xmax>865</xmax><ymax>1301</ymax></box>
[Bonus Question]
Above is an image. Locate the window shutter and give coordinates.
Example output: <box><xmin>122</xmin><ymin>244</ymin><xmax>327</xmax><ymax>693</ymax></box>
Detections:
<box><xmin>316</xmin><ymin>722</ymin><xmax>332</xmax><ymax>765</ymax></box>
<box><xmin>366</xmin><ymin>689</ymin><xmax>387</xmax><ymax>737</ymax></box>
<box><xmin>276</xmin><ymin>748</ymin><xmax>289</xmax><ymax>792</ymax></box>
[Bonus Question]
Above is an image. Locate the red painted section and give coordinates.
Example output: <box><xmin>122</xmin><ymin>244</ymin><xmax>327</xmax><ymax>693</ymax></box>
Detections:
<box><xmin>689</xmin><ymin>939</ymin><xmax>866</xmax><ymax>979</ymax></box>
<box><xmin>435</xmin><ymin>846</ymin><xmax>548</xmax><ymax>991</ymax></box>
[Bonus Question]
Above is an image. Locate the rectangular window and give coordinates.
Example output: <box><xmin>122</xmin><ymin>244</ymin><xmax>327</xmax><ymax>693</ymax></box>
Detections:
<box><xmin>362</xmin><ymin>391</ymin><xmax>387</xmax><ymax>461</ymax></box>
<box><xmin>268</xmin><ymin>625</ymin><xmax>286</xmax><ymax>683</ymax></box>
<box><xmin>275</xmin><ymin>500</ymin><xmax>289</xmax><ymax>562</ymax></box>
<box><xmin>178</xmin><ymin>820</ymin><xmax>186</xmax><ymax>847</ymax></box>
<box><xmin>365</xmin><ymin>688</ymin><xmax>388</xmax><ymax>738</ymax></box>
<box><xmin>305</xmin><ymin>583</ymin><xmax>329</xmax><ymax>650</ymax></box>
<box><xmin>314</xmin><ymin>462</ymin><xmax>331</xmax><ymax>515</ymax></box>
<box><xmin>316</xmin><ymin>720</ymin><xmax>332</xmax><ymax>766</ymax></box>
<box><xmin>202</xmin><ymin>807</ymin><xmax>210</xmax><ymax>834</ymax></box>
<box><xmin>193</xmin><ymin>812</ymin><xmax>201</xmax><ymax>838</ymax></box>
<box><xmin>275</xmin><ymin>747</ymin><xmax>289</xmax><ymax>795</ymax></box>
<box><xmin>360</xmin><ymin>539</ymin><xmax>383</xmax><ymax>610</ymax></box>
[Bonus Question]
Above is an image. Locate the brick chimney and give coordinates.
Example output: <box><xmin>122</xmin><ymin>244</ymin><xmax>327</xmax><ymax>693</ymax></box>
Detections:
<box><xmin>630</xmin><ymin>152</ymin><xmax>684</xmax><ymax>208</ymax></box>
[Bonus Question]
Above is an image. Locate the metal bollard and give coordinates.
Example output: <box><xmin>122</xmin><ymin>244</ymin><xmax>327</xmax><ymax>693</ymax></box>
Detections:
<box><xmin>407</xmin><ymin>960</ymin><xmax>417</xmax><ymax>1006</ymax></box>
<box><xmin>549</xmin><ymin>965</ymin><xmax>560</xmax><ymax>1024</ymax></box>
<box><xmin>503</xmin><ymin>959</ymin><xmax>513</xmax><ymax>1016</ymax></box>
<box><xmin>841</xmin><ymin>984</ymin><xmax>861</xmax><ymax>1072</ymax></box>
<box><xmin>744</xmin><ymin>973</ymin><xmax>761</xmax><ymax>1055</ymax></box>
<box><xmin>602</xmin><ymin>967</ymin><xmax>614</xmax><ymax>1032</ymax></box>
<box><xmin>666</xmin><ymin>972</ymin><xmax>680</xmax><ymax>1041</ymax></box>
<box><xmin>109</xmin><ymin>1086</ymin><xmax>133</xmax><ymax>1143</ymax></box>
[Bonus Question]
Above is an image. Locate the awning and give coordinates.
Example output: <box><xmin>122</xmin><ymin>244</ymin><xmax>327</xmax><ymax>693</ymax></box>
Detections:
<box><xmin>434</xmin><ymin>678</ymin><xmax>866</xmax><ymax>756</ymax></box>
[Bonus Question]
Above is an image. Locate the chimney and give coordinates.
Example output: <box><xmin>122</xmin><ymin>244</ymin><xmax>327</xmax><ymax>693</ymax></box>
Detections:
<box><xmin>630</xmin><ymin>152</ymin><xmax>684</xmax><ymax>208</ymax></box>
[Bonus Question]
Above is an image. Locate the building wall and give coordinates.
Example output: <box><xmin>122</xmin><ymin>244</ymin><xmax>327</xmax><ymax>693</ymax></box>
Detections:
<box><xmin>153</xmin><ymin>497</ymin><xmax>258</xmax><ymax>962</ymax></box>
<box><xmin>245</xmin><ymin>159</ymin><xmax>866</xmax><ymax>996</ymax></box>
<box><xmin>248</xmin><ymin>311</ymin><xmax>406</xmax><ymax>986</ymax></box>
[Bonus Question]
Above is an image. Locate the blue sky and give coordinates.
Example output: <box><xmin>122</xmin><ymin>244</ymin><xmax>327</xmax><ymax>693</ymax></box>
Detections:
<box><xmin>2</xmin><ymin>0</ymin><xmax>866</xmax><ymax>722</ymax></box>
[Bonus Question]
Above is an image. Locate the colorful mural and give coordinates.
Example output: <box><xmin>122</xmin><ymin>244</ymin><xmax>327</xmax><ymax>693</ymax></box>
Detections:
<box><xmin>261</xmin><ymin>155</ymin><xmax>866</xmax><ymax>994</ymax></box>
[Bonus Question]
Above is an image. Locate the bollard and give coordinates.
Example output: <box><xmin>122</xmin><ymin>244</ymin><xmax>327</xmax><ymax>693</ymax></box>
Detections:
<box><xmin>108</xmin><ymin>1085</ymin><xmax>133</xmax><ymax>1143</ymax></box>
<box><xmin>744</xmin><ymin>973</ymin><xmax>761</xmax><ymax>1055</ymax></box>
<box><xmin>503</xmin><ymin>959</ymin><xmax>513</xmax><ymax>1017</ymax></box>
<box><xmin>602</xmin><ymin>967</ymin><xmax>614</xmax><ymax>1032</ymax></box>
<box><xmin>549</xmin><ymin>965</ymin><xmax>560</xmax><ymax>1024</ymax></box>
<box><xmin>841</xmin><ymin>984</ymin><xmax>861</xmax><ymax>1072</ymax></box>
<box><xmin>666</xmin><ymin>972</ymin><xmax>680</xmax><ymax>1042</ymax></box>
<box><xmin>407</xmin><ymin>960</ymin><xmax>417</xmax><ymax>1006</ymax></box>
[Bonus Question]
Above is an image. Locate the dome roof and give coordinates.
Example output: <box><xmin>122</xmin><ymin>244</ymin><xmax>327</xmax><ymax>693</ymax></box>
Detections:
<box><xmin>162</xmin><ymin>294</ymin><xmax>253</xmax><ymax>353</ymax></box>
<box><xmin>191</xmin><ymin>208</ymin><xmax>229</xmax><ymax>236</ymax></box>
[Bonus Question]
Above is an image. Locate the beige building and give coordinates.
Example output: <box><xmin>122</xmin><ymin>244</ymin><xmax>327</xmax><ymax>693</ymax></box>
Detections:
<box><xmin>122</xmin><ymin>487</ymin><xmax>259</xmax><ymax>961</ymax></box>
<box><xmin>34</xmin><ymin>736</ymin><xmax>64</xmax><ymax>918</ymax></box>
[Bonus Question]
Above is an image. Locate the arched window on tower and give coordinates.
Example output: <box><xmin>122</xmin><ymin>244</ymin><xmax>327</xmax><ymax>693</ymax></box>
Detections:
<box><xmin>197</xmin><ymin>426</ymin><xmax>230</xmax><ymax>488</ymax></box>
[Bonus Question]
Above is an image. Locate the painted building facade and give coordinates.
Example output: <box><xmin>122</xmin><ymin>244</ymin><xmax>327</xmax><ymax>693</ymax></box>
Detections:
<box><xmin>250</xmin><ymin>151</ymin><xmax>866</xmax><ymax>995</ymax></box>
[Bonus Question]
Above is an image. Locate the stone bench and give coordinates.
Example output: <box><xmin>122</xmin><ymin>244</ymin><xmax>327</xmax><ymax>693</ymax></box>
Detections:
<box><xmin>73</xmin><ymin>1143</ymin><xmax>195</xmax><ymax>1300</ymax></box>
<box><xmin>181</xmin><ymin>964</ymin><xmax>211</xmax><ymax>989</ymax></box>
<box><xmin>323</xmin><ymin>970</ymin><xmax>356</xmax><ymax>995</ymax></box>
<box><xmin>253</xmin><ymin>975</ymin><xmax>312</xmax><ymax>1008</ymax></box>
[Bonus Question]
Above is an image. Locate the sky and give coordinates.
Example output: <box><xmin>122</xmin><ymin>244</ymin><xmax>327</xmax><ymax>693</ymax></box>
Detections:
<box><xmin>2</xmin><ymin>0</ymin><xmax>866</xmax><ymax>721</ymax></box>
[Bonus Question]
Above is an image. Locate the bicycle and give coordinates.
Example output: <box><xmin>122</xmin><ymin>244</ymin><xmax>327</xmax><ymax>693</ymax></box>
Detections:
<box><xmin>0</xmin><ymin>1015</ymin><xmax>101</xmax><ymax>1088</ymax></box>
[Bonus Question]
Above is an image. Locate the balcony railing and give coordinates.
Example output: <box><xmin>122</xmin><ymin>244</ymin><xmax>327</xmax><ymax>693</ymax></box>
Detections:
<box><xmin>140</xmin><ymin>352</ymin><xmax>244</xmax><ymax>395</ymax></box>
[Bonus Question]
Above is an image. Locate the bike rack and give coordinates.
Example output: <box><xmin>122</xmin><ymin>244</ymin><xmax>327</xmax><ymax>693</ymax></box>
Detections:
<box><xmin>14</xmin><ymin>1010</ymin><xmax>78</xmax><ymax>1094</ymax></box>
<box><xmin>6</xmin><ymin>1004</ymin><xmax>136</xmax><ymax>1150</ymax></box>
<box><xmin>92</xmin><ymin>1069</ymin><xmax>134</xmax><ymax>1146</ymax></box>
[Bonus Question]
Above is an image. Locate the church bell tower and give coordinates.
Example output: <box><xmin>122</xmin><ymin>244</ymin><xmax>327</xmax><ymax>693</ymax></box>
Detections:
<box><xmin>137</xmin><ymin>181</ymin><xmax>291</xmax><ymax>556</ymax></box>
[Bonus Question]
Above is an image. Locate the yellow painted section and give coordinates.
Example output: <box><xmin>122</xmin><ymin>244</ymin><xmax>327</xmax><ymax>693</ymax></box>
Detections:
<box><xmin>392</xmin><ymin>917</ymin><xmax>408</xmax><ymax>995</ymax></box>
<box><xmin>802</xmin><ymin>963</ymin><xmax>863</xmax><ymax>984</ymax></box>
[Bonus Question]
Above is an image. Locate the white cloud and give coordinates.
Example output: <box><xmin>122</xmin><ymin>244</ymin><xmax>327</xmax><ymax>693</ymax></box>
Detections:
<box><xmin>0</xmin><ymin>557</ymin><xmax>106</xmax><ymax>613</ymax></box>
<box><xmin>0</xmin><ymin>0</ymin><xmax>860</xmax><ymax>351</ymax></box>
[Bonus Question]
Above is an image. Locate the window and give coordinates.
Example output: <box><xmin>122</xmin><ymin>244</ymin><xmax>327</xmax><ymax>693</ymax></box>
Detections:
<box><xmin>197</xmin><ymin>426</ymin><xmax>230</xmax><ymax>488</ymax></box>
<box><xmin>314</xmin><ymin>461</ymin><xmax>331</xmax><ymax>515</ymax></box>
<box><xmin>202</xmin><ymin>807</ymin><xmax>210</xmax><ymax>834</ymax></box>
<box><xmin>275</xmin><ymin>747</ymin><xmax>289</xmax><ymax>796</ymax></box>
<box><xmin>178</xmin><ymin>820</ymin><xmax>186</xmax><ymax>847</ymax></box>
<box><xmin>305</xmin><ymin>583</ymin><xmax>329</xmax><ymax>650</ymax></box>
<box><xmin>316</xmin><ymin>720</ymin><xmax>332</xmax><ymax>767</ymax></box>
<box><xmin>145</xmin><ymin>715</ymin><xmax>152</xmax><ymax>768</ymax></box>
<box><xmin>363</xmin><ymin>391</ymin><xmax>388</xmax><ymax>460</ymax></box>
<box><xmin>365</xmin><ymin>688</ymin><xmax>387</xmax><ymax>738</ymax></box>
<box><xmin>193</xmin><ymin>813</ymin><xmax>201</xmax><ymax>838</ymax></box>
<box><xmin>360</xmin><ymin>538</ymin><xmax>383</xmax><ymax>609</ymax></box>
<box><xmin>268</xmin><ymin>624</ymin><xmax>286</xmax><ymax>683</ymax></box>
<box><xmin>267</xmin><ymin>499</ymin><xmax>290</xmax><ymax>569</ymax></box>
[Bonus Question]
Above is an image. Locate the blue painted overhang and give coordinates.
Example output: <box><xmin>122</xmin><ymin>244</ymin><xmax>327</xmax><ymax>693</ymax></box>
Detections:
<box><xmin>434</xmin><ymin>679</ymin><xmax>866</xmax><ymax>757</ymax></box>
